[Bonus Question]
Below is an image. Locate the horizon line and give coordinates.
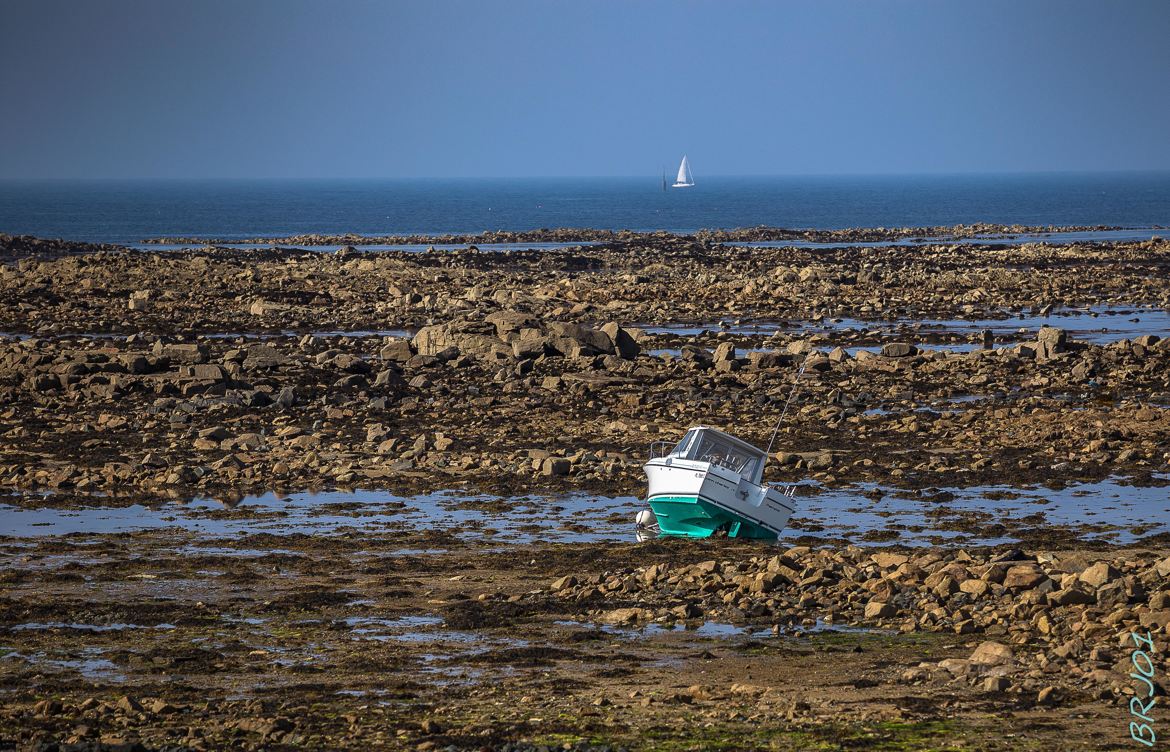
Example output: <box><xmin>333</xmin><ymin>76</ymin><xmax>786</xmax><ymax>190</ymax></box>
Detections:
<box><xmin>3</xmin><ymin>168</ymin><xmax>1170</xmax><ymax>182</ymax></box>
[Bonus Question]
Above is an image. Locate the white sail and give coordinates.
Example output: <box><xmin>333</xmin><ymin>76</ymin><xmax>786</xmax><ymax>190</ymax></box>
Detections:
<box><xmin>672</xmin><ymin>155</ymin><xmax>694</xmax><ymax>187</ymax></box>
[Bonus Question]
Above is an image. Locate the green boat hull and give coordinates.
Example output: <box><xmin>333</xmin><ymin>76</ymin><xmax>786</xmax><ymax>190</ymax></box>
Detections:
<box><xmin>647</xmin><ymin>494</ymin><xmax>778</xmax><ymax>540</ymax></box>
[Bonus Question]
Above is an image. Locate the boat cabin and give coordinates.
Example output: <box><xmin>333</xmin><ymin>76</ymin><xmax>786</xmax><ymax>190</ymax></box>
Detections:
<box><xmin>660</xmin><ymin>426</ymin><xmax>766</xmax><ymax>484</ymax></box>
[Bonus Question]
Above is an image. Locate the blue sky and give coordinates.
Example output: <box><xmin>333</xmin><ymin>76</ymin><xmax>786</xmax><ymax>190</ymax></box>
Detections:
<box><xmin>1</xmin><ymin>0</ymin><xmax>1168</xmax><ymax>178</ymax></box>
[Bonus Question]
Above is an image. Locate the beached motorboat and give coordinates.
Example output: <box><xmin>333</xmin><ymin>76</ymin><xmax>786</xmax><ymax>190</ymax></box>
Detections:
<box><xmin>640</xmin><ymin>426</ymin><xmax>796</xmax><ymax>539</ymax></box>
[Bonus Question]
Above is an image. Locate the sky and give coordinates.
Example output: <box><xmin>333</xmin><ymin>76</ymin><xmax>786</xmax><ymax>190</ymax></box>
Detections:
<box><xmin>1</xmin><ymin>0</ymin><xmax>1169</xmax><ymax>179</ymax></box>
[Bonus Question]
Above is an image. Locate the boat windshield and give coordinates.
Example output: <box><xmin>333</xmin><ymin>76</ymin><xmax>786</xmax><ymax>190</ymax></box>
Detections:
<box><xmin>670</xmin><ymin>429</ymin><xmax>697</xmax><ymax>457</ymax></box>
<box><xmin>689</xmin><ymin>434</ymin><xmax>760</xmax><ymax>479</ymax></box>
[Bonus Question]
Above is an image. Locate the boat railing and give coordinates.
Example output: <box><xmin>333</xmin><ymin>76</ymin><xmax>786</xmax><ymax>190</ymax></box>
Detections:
<box><xmin>648</xmin><ymin>441</ymin><xmax>675</xmax><ymax>460</ymax></box>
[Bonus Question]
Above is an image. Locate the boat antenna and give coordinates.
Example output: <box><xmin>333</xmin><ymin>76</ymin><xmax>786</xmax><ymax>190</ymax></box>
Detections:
<box><xmin>764</xmin><ymin>355</ymin><xmax>809</xmax><ymax>460</ymax></box>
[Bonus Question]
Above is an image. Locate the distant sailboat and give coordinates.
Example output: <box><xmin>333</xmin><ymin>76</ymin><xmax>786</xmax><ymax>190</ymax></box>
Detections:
<box><xmin>672</xmin><ymin>155</ymin><xmax>695</xmax><ymax>188</ymax></box>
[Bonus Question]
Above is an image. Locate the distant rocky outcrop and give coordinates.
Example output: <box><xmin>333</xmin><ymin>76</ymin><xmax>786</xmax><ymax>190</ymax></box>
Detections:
<box><xmin>412</xmin><ymin>312</ymin><xmax>640</xmax><ymax>362</ymax></box>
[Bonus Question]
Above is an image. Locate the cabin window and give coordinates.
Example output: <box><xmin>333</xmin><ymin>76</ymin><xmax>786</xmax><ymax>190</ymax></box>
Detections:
<box><xmin>690</xmin><ymin>434</ymin><xmax>759</xmax><ymax>477</ymax></box>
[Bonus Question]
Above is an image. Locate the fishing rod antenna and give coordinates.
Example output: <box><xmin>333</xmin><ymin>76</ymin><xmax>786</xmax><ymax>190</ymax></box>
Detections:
<box><xmin>764</xmin><ymin>354</ymin><xmax>809</xmax><ymax>460</ymax></box>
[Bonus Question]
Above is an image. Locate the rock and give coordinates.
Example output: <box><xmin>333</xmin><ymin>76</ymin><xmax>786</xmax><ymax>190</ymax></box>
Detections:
<box><xmin>418</xmin><ymin>719</ymin><xmax>444</xmax><ymax>734</ymax></box>
<box><xmin>1047</xmin><ymin>585</ymin><xmax>1096</xmax><ymax>606</ymax></box>
<box><xmin>153</xmin><ymin>341</ymin><xmax>208</xmax><ymax>364</ymax></box>
<box><xmin>546</xmin><ymin>322</ymin><xmax>613</xmax><ymax>354</ymax></box>
<box><xmin>541</xmin><ymin>457</ymin><xmax>571</xmax><ymax>476</ymax></box>
<box><xmin>959</xmin><ymin>579</ymin><xmax>990</xmax><ymax>597</ymax></box>
<box><xmin>1138</xmin><ymin>609</ymin><xmax>1170</xmax><ymax>631</ymax></box>
<box><xmin>512</xmin><ymin>334</ymin><xmax>552</xmax><ymax>359</ymax></box>
<box><xmin>864</xmin><ymin>600</ymin><xmax>896</xmax><ymax>619</ymax></box>
<box><xmin>827</xmin><ymin>346</ymin><xmax>851</xmax><ymax>362</ymax></box>
<box><xmin>801</xmin><ymin>450</ymin><xmax>833</xmax><ymax>470</ymax></box>
<box><xmin>233</xmin><ymin>717</ymin><xmax>293</xmax><ymax>736</ymax></box>
<box><xmin>871</xmin><ymin>552</ymin><xmax>909</xmax><ymax>569</ymax></box>
<box><xmin>1037</xmin><ymin>326</ymin><xmax>1067</xmax><ymax>349</ymax></box>
<box><xmin>115</xmin><ymin>695</ymin><xmax>143</xmax><ymax>714</ymax></box>
<box><xmin>378</xmin><ymin>339</ymin><xmax>413</xmax><ymax>362</ymax></box>
<box><xmin>1036</xmin><ymin>686</ymin><xmax>1059</xmax><ymax>705</ymax></box>
<box><xmin>1078</xmin><ymin>561</ymin><xmax>1120</xmax><ymax>588</ymax></box>
<box><xmin>751</xmin><ymin>571</ymin><xmax>788</xmax><ymax>593</ymax></box>
<box><xmin>181</xmin><ymin>363</ymin><xmax>226</xmax><ymax>381</ymax></box>
<box><xmin>937</xmin><ymin>658</ymin><xmax>971</xmax><ymax>676</ymax></box>
<box><xmin>713</xmin><ymin>342</ymin><xmax>736</xmax><ymax>362</ymax></box>
<box><xmin>485</xmin><ymin>310</ymin><xmax>537</xmax><ymax>338</ymax></box>
<box><xmin>881</xmin><ymin>342</ymin><xmax>917</xmax><ymax>358</ymax></box>
<box><xmin>374</xmin><ymin>369</ymin><xmax>401</xmax><ymax>387</ymax></box>
<box><xmin>641</xmin><ymin>564</ymin><xmax>665</xmax><ymax>584</ymax></box>
<box><xmin>413</xmin><ymin>321</ymin><xmax>502</xmax><ymax>357</ymax></box>
<box><xmin>600</xmin><ymin>607</ymin><xmax>649</xmax><ymax>624</ymax></box>
<box><xmin>1002</xmin><ymin>564</ymin><xmax>1047</xmax><ymax>590</ymax></box>
<box><xmin>128</xmin><ymin>290</ymin><xmax>150</xmax><ymax>311</ymax></box>
<box><xmin>243</xmin><ymin>343</ymin><xmax>286</xmax><ymax>369</ymax></box>
<box><xmin>198</xmin><ymin>426</ymin><xmax>230</xmax><ymax>442</ymax></box>
<box><xmin>551</xmin><ymin>575</ymin><xmax>577</xmax><ymax>591</ymax></box>
<box><xmin>969</xmin><ymin>641</ymin><xmax>1013</xmax><ymax>666</ymax></box>
<box><xmin>983</xmin><ymin>676</ymin><xmax>1010</xmax><ymax>692</ymax></box>
<box><xmin>248</xmin><ymin>299</ymin><xmax>283</xmax><ymax>316</ymax></box>
<box><xmin>600</xmin><ymin>322</ymin><xmax>640</xmax><ymax>359</ymax></box>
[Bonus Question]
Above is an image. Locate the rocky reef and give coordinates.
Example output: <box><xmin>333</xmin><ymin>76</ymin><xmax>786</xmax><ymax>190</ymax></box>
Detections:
<box><xmin>0</xmin><ymin>228</ymin><xmax>1167</xmax><ymax>750</ymax></box>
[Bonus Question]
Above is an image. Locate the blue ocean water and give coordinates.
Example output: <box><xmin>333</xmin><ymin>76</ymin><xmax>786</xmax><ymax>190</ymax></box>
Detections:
<box><xmin>1</xmin><ymin>173</ymin><xmax>1169</xmax><ymax>244</ymax></box>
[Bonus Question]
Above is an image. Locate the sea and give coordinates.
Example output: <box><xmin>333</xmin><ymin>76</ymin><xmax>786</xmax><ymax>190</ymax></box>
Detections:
<box><xmin>1</xmin><ymin>172</ymin><xmax>1169</xmax><ymax>245</ymax></box>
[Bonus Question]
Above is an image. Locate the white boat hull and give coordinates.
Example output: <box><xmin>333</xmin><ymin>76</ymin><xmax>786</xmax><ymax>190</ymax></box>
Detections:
<box><xmin>644</xmin><ymin>458</ymin><xmax>794</xmax><ymax>538</ymax></box>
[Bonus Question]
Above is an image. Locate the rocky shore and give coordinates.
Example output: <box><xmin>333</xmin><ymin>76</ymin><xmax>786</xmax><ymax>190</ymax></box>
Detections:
<box><xmin>134</xmin><ymin>222</ymin><xmax>1131</xmax><ymax>247</ymax></box>
<box><xmin>1</xmin><ymin>228</ymin><xmax>1167</xmax><ymax>750</ymax></box>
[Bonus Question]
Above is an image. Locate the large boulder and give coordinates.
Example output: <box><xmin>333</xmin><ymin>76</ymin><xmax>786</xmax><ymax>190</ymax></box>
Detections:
<box><xmin>713</xmin><ymin>342</ymin><xmax>736</xmax><ymax>362</ymax></box>
<box><xmin>152</xmin><ymin>342</ymin><xmax>208</xmax><ymax>364</ymax></box>
<box><xmin>1002</xmin><ymin>564</ymin><xmax>1047</xmax><ymax>590</ymax></box>
<box><xmin>1078</xmin><ymin>561</ymin><xmax>1120</xmax><ymax>588</ymax></box>
<box><xmin>412</xmin><ymin>321</ymin><xmax>504</xmax><ymax>357</ymax></box>
<box><xmin>600</xmin><ymin>322</ymin><xmax>640</xmax><ymax>359</ymax></box>
<box><xmin>379</xmin><ymin>338</ymin><xmax>413</xmax><ymax>362</ymax></box>
<box><xmin>969</xmin><ymin>641</ymin><xmax>1014</xmax><ymax>666</ymax></box>
<box><xmin>881</xmin><ymin>342</ymin><xmax>917</xmax><ymax>358</ymax></box>
<box><xmin>485</xmin><ymin>310</ymin><xmax>537</xmax><ymax>339</ymax></box>
<box><xmin>512</xmin><ymin>334</ymin><xmax>553</xmax><ymax>359</ymax></box>
<box><xmin>545</xmin><ymin>322</ymin><xmax>614</xmax><ymax>355</ymax></box>
<box><xmin>1036</xmin><ymin>326</ymin><xmax>1067</xmax><ymax>360</ymax></box>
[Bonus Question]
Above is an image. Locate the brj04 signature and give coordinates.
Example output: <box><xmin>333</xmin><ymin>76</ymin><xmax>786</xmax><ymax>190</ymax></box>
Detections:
<box><xmin>1129</xmin><ymin>630</ymin><xmax>1159</xmax><ymax>748</ymax></box>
